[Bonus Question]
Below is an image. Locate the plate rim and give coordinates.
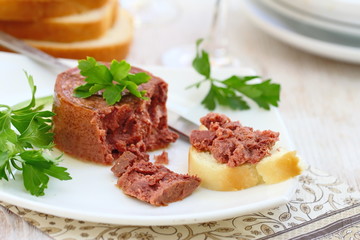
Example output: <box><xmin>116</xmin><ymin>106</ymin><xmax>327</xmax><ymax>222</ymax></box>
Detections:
<box><xmin>0</xmin><ymin>180</ymin><xmax>295</xmax><ymax>225</ymax></box>
<box><xmin>242</xmin><ymin>0</ymin><xmax>360</xmax><ymax>64</ymax></box>
<box><xmin>276</xmin><ymin>0</ymin><xmax>360</xmax><ymax>26</ymax></box>
<box><xmin>262</xmin><ymin>0</ymin><xmax>360</xmax><ymax>37</ymax></box>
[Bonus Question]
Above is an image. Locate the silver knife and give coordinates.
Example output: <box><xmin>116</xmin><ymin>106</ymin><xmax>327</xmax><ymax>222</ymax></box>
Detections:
<box><xmin>0</xmin><ymin>31</ymin><xmax>69</xmax><ymax>71</ymax></box>
<box><xmin>0</xmin><ymin>31</ymin><xmax>198</xmax><ymax>139</ymax></box>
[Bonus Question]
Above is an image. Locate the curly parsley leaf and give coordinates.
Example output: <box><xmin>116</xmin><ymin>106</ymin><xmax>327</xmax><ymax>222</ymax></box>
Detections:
<box><xmin>0</xmin><ymin>73</ymin><xmax>71</xmax><ymax>196</ymax></box>
<box><xmin>74</xmin><ymin>57</ymin><xmax>151</xmax><ymax>105</ymax></box>
<box><xmin>189</xmin><ymin>39</ymin><xmax>280</xmax><ymax>110</ymax></box>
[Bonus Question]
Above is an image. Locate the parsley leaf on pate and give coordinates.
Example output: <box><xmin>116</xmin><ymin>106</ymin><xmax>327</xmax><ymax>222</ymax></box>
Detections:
<box><xmin>74</xmin><ymin>57</ymin><xmax>150</xmax><ymax>105</ymax></box>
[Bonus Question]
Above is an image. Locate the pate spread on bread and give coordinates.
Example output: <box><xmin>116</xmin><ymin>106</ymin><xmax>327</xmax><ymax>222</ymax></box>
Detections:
<box><xmin>188</xmin><ymin>113</ymin><xmax>303</xmax><ymax>191</ymax></box>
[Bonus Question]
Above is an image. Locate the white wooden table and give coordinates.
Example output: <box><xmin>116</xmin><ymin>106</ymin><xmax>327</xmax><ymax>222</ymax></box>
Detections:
<box><xmin>1</xmin><ymin>0</ymin><xmax>360</xmax><ymax>239</ymax></box>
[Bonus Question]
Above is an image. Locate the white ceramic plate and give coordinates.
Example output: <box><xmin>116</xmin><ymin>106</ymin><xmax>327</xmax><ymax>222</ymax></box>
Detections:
<box><xmin>261</xmin><ymin>0</ymin><xmax>360</xmax><ymax>37</ymax></box>
<box><xmin>278</xmin><ymin>0</ymin><xmax>360</xmax><ymax>26</ymax></box>
<box><xmin>0</xmin><ymin>52</ymin><xmax>297</xmax><ymax>226</ymax></box>
<box><xmin>241</xmin><ymin>0</ymin><xmax>360</xmax><ymax>64</ymax></box>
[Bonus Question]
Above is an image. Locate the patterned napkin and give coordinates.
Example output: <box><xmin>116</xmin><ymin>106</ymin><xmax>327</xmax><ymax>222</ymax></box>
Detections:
<box><xmin>1</xmin><ymin>166</ymin><xmax>360</xmax><ymax>240</ymax></box>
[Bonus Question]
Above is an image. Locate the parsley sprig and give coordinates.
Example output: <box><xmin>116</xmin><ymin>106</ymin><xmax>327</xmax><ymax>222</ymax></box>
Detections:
<box><xmin>188</xmin><ymin>39</ymin><xmax>280</xmax><ymax>110</ymax></box>
<box><xmin>0</xmin><ymin>73</ymin><xmax>71</xmax><ymax>196</ymax></box>
<box><xmin>74</xmin><ymin>57</ymin><xmax>151</xmax><ymax>105</ymax></box>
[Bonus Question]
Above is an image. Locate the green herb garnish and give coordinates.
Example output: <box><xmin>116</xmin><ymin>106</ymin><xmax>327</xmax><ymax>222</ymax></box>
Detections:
<box><xmin>74</xmin><ymin>57</ymin><xmax>151</xmax><ymax>105</ymax></box>
<box><xmin>188</xmin><ymin>39</ymin><xmax>280</xmax><ymax>110</ymax></box>
<box><xmin>0</xmin><ymin>73</ymin><xmax>71</xmax><ymax>196</ymax></box>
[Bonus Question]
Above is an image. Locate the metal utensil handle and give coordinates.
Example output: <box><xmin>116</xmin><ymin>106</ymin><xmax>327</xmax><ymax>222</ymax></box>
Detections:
<box><xmin>0</xmin><ymin>31</ymin><xmax>69</xmax><ymax>71</ymax></box>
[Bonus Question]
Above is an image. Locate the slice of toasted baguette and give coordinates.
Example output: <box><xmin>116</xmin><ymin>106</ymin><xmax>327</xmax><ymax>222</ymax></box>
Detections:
<box><xmin>0</xmin><ymin>0</ymin><xmax>110</xmax><ymax>21</ymax></box>
<box><xmin>188</xmin><ymin>145</ymin><xmax>303</xmax><ymax>191</ymax></box>
<box><xmin>2</xmin><ymin>8</ymin><xmax>133</xmax><ymax>61</ymax></box>
<box><xmin>0</xmin><ymin>0</ymin><xmax>117</xmax><ymax>42</ymax></box>
<box><xmin>256</xmin><ymin>149</ymin><xmax>302</xmax><ymax>184</ymax></box>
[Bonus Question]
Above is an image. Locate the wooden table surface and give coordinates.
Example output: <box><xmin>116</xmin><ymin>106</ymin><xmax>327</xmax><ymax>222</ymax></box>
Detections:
<box><xmin>1</xmin><ymin>0</ymin><xmax>360</xmax><ymax>239</ymax></box>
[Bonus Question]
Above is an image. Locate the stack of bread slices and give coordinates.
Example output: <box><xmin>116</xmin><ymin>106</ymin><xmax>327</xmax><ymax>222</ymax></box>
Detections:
<box><xmin>0</xmin><ymin>0</ymin><xmax>133</xmax><ymax>61</ymax></box>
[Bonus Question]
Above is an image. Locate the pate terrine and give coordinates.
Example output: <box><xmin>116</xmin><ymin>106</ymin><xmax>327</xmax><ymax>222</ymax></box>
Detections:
<box><xmin>53</xmin><ymin>66</ymin><xmax>178</xmax><ymax>164</ymax></box>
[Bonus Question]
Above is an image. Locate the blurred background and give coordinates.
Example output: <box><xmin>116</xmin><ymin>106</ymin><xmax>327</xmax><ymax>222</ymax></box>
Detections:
<box><xmin>2</xmin><ymin>0</ymin><xmax>360</xmax><ymax>67</ymax></box>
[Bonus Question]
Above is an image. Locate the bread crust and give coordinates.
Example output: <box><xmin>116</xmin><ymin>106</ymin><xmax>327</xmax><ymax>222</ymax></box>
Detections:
<box><xmin>189</xmin><ymin>147</ymin><xmax>262</xmax><ymax>191</ymax></box>
<box><xmin>0</xmin><ymin>0</ymin><xmax>117</xmax><ymax>42</ymax></box>
<box><xmin>0</xmin><ymin>0</ymin><xmax>110</xmax><ymax>21</ymax></box>
<box><xmin>188</xmin><ymin>146</ymin><xmax>302</xmax><ymax>191</ymax></box>
<box><xmin>256</xmin><ymin>150</ymin><xmax>303</xmax><ymax>184</ymax></box>
<box><xmin>0</xmin><ymin>9</ymin><xmax>133</xmax><ymax>61</ymax></box>
<box><xmin>34</xmin><ymin>42</ymin><xmax>131</xmax><ymax>62</ymax></box>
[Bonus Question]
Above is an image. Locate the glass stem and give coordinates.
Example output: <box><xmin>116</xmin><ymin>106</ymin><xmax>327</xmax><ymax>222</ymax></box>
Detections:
<box><xmin>204</xmin><ymin>0</ymin><xmax>230</xmax><ymax>64</ymax></box>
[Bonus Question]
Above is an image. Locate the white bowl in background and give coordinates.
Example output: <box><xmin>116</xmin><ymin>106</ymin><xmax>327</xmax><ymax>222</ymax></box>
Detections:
<box><xmin>278</xmin><ymin>0</ymin><xmax>360</xmax><ymax>26</ymax></box>
<box><xmin>261</xmin><ymin>0</ymin><xmax>360</xmax><ymax>37</ymax></box>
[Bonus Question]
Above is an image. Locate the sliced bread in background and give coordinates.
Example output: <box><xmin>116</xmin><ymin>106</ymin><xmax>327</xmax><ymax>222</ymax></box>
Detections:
<box><xmin>24</xmin><ymin>8</ymin><xmax>133</xmax><ymax>61</ymax></box>
<box><xmin>0</xmin><ymin>0</ymin><xmax>117</xmax><ymax>42</ymax></box>
<box><xmin>0</xmin><ymin>0</ymin><xmax>134</xmax><ymax>61</ymax></box>
<box><xmin>0</xmin><ymin>0</ymin><xmax>110</xmax><ymax>21</ymax></box>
